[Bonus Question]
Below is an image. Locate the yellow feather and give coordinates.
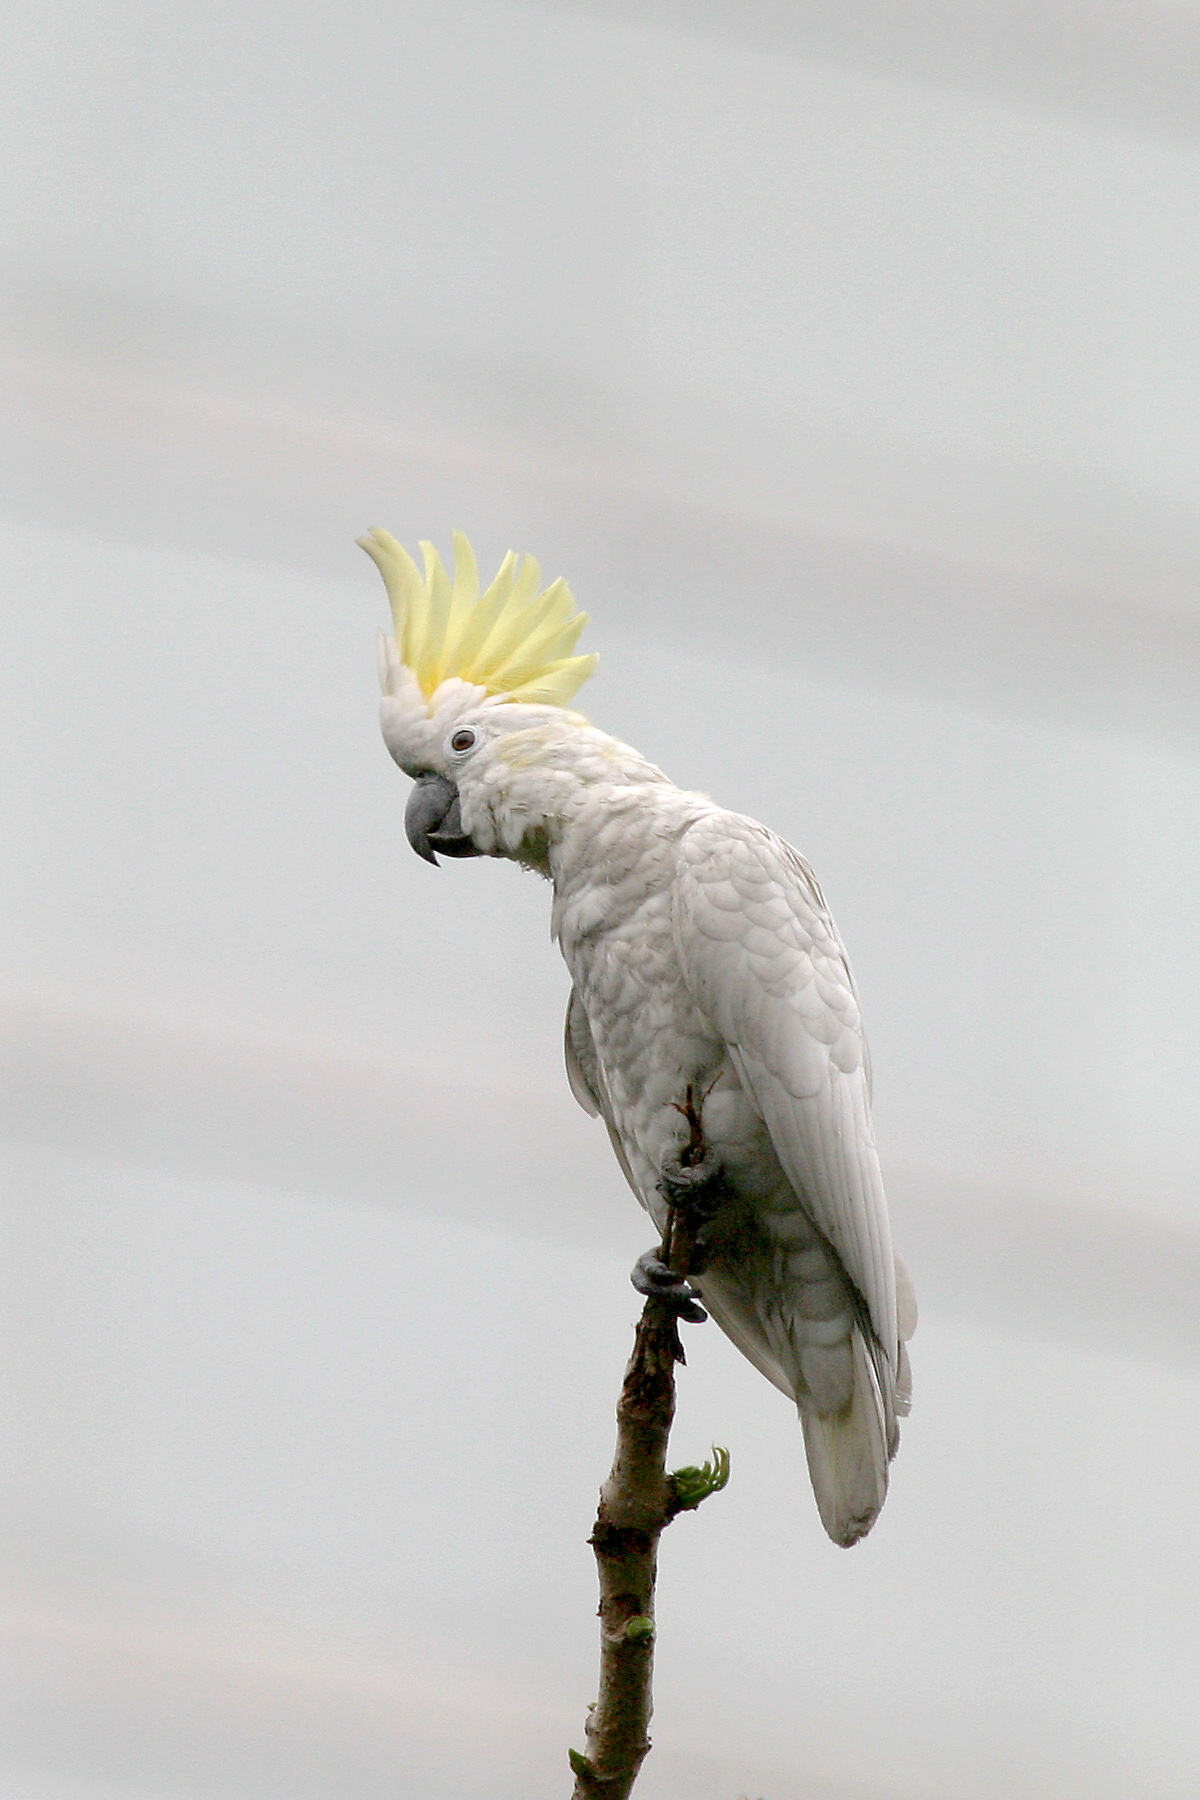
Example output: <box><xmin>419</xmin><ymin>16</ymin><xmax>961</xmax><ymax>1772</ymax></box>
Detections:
<box><xmin>510</xmin><ymin>554</ymin><xmax>542</xmax><ymax>608</ymax></box>
<box><xmin>474</xmin><ymin>560</ymin><xmax>557</xmax><ymax>678</ymax></box>
<box><xmin>508</xmin><ymin>654</ymin><xmax>600</xmax><ymax>705</ymax></box>
<box><xmin>357</xmin><ymin>529</ymin><xmax>424</xmax><ymax>652</ymax></box>
<box><xmin>490</xmin><ymin>609</ymin><xmax>588</xmax><ymax>692</ymax></box>
<box><xmin>439</xmin><ymin>530</ymin><xmax>481</xmax><ymax>678</ymax></box>
<box><xmin>449</xmin><ymin>550</ymin><xmax>518</xmax><ymax>673</ymax></box>
<box><xmin>417</xmin><ymin>541</ymin><xmax>454</xmax><ymax>692</ymax></box>
<box><xmin>359</xmin><ymin>531</ymin><xmax>597</xmax><ymax>708</ymax></box>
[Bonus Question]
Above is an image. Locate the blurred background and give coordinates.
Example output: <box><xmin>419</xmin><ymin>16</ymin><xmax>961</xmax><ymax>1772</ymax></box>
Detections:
<box><xmin>3</xmin><ymin>3</ymin><xmax>1200</xmax><ymax>1796</ymax></box>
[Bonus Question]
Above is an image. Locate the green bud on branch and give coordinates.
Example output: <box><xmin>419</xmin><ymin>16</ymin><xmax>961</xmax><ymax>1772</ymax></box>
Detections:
<box><xmin>668</xmin><ymin>1444</ymin><xmax>731</xmax><ymax>1513</ymax></box>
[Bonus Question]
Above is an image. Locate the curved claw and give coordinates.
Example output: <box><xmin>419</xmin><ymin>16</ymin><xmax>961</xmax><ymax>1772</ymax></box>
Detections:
<box><xmin>631</xmin><ymin>1251</ymin><xmax>708</xmax><ymax>1323</ymax></box>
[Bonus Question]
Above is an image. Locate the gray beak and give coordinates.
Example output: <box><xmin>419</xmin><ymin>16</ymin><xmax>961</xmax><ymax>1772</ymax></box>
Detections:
<box><xmin>404</xmin><ymin>773</ymin><xmax>484</xmax><ymax>865</ymax></box>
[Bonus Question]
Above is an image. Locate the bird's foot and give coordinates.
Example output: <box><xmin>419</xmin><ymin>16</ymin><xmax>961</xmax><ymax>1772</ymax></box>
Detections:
<box><xmin>656</xmin><ymin>1149</ymin><xmax>727</xmax><ymax>1275</ymax></box>
<box><xmin>631</xmin><ymin>1251</ymin><xmax>708</xmax><ymax>1324</ymax></box>
<box><xmin>657</xmin><ymin>1148</ymin><xmax>724</xmax><ymax>1214</ymax></box>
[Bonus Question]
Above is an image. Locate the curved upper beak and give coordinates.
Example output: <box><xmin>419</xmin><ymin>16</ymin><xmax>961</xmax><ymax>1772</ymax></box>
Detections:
<box><xmin>404</xmin><ymin>773</ymin><xmax>484</xmax><ymax>865</ymax></box>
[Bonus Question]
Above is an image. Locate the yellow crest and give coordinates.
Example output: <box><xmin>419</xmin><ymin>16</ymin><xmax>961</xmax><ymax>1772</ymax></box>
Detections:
<box><xmin>359</xmin><ymin>528</ymin><xmax>598</xmax><ymax>706</ymax></box>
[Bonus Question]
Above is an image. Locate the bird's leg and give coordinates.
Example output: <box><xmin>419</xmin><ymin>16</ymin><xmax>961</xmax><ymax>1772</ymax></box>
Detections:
<box><xmin>657</xmin><ymin>1150</ymin><xmax>725</xmax><ymax>1269</ymax></box>
<box><xmin>630</xmin><ymin>1085</ymin><xmax>727</xmax><ymax>1325</ymax></box>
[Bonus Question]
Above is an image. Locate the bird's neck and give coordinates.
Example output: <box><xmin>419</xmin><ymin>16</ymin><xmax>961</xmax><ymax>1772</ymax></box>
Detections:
<box><xmin>473</xmin><ymin>723</ymin><xmax>674</xmax><ymax>872</ymax></box>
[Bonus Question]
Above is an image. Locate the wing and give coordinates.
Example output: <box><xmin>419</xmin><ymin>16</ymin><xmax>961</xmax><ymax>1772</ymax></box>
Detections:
<box><xmin>564</xmin><ymin>986</ymin><xmax>644</xmax><ymax>1207</ymax></box>
<box><xmin>564</xmin><ymin>985</ymin><xmax>602</xmax><ymax>1118</ymax></box>
<box><xmin>673</xmin><ymin>809</ymin><xmax>899</xmax><ymax>1383</ymax></box>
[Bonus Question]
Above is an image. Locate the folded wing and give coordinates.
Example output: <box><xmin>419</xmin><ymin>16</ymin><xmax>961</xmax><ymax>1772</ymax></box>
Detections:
<box><xmin>673</xmin><ymin>810</ymin><xmax>902</xmax><ymax>1417</ymax></box>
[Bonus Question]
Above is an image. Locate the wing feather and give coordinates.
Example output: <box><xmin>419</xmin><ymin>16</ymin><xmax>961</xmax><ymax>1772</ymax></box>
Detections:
<box><xmin>564</xmin><ymin>987</ymin><xmax>644</xmax><ymax>1206</ymax></box>
<box><xmin>564</xmin><ymin>986</ymin><xmax>602</xmax><ymax>1118</ymax></box>
<box><xmin>674</xmin><ymin>811</ymin><xmax>899</xmax><ymax>1384</ymax></box>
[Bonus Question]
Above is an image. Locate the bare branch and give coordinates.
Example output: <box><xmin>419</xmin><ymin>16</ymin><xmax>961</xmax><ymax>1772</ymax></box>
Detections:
<box><xmin>569</xmin><ymin>1112</ymin><xmax>729</xmax><ymax>1798</ymax></box>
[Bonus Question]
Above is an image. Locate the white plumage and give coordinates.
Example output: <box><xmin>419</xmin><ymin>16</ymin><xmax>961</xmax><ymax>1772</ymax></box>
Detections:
<box><xmin>366</xmin><ymin>530</ymin><xmax>914</xmax><ymax>1545</ymax></box>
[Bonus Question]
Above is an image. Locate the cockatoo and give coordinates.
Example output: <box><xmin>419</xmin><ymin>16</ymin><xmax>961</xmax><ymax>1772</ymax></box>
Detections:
<box><xmin>364</xmin><ymin>528</ymin><xmax>914</xmax><ymax>1546</ymax></box>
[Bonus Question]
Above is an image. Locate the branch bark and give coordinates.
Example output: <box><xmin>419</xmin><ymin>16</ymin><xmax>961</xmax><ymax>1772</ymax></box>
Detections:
<box><xmin>569</xmin><ymin>1133</ymin><xmax>728</xmax><ymax>1799</ymax></box>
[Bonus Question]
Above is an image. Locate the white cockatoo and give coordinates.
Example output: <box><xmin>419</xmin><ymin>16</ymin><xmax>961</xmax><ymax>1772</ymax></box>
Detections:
<box><xmin>364</xmin><ymin>528</ymin><xmax>914</xmax><ymax>1546</ymax></box>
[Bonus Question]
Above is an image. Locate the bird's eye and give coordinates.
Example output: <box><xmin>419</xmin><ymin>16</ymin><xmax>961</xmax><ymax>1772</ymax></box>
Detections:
<box><xmin>450</xmin><ymin>728</ymin><xmax>476</xmax><ymax>753</ymax></box>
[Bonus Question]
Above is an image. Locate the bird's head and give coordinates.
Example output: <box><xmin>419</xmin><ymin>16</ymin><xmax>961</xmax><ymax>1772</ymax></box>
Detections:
<box><xmin>362</xmin><ymin>528</ymin><xmax>609</xmax><ymax>870</ymax></box>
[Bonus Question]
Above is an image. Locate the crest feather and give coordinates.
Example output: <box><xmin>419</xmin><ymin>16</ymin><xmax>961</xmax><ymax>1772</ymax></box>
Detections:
<box><xmin>359</xmin><ymin>528</ymin><xmax>598</xmax><ymax>705</ymax></box>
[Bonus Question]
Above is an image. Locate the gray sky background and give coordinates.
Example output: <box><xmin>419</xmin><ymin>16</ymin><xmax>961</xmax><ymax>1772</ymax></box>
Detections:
<box><xmin>3</xmin><ymin>4</ymin><xmax>1200</xmax><ymax>1796</ymax></box>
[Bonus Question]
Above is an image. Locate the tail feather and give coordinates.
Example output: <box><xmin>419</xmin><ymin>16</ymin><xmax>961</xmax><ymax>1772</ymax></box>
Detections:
<box><xmin>799</xmin><ymin>1328</ymin><xmax>891</xmax><ymax>1547</ymax></box>
<box><xmin>696</xmin><ymin>1259</ymin><xmax>912</xmax><ymax>1547</ymax></box>
<box><xmin>894</xmin><ymin>1250</ymin><xmax>918</xmax><ymax>1419</ymax></box>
